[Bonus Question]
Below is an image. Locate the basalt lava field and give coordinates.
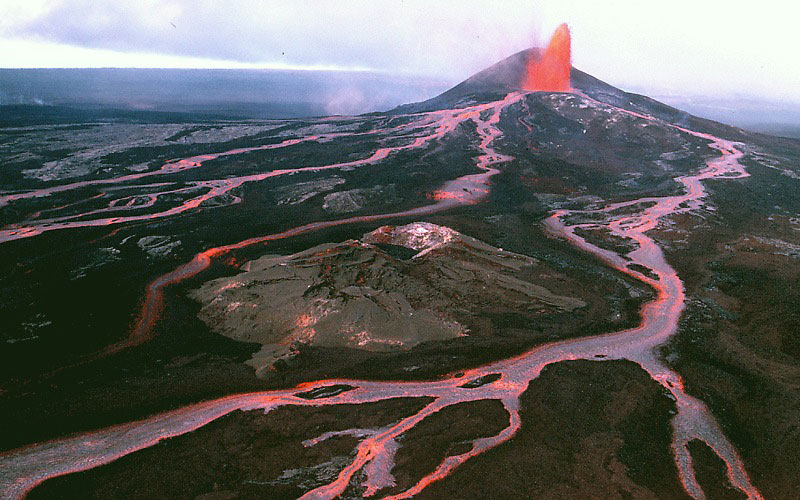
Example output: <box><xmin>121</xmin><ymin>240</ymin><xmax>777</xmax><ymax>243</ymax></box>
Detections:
<box><xmin>2</xmin><ymin>25</ymin><xmax>800</xmax><ymax>500</ymax></box>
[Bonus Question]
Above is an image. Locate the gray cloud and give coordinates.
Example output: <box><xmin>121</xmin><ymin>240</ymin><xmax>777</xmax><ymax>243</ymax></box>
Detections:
<box><xmin>4</xmin><ymin>0</ymin><xmax>800</xmax><ymax>102</ymax></box>
<box><xmin>8</xmin><ymin>0</ymin><xmax>537</xmax><ymax>78</ymax></box>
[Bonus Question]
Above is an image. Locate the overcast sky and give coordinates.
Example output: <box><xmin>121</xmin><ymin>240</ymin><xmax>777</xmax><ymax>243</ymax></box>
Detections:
<box><xmin>1</xmin><ymin>0</ymin><xmax>799</xmax><ymax>102</ymax></box>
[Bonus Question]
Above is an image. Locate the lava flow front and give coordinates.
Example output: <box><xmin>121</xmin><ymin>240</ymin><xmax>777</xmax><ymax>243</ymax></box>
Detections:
<box><xmin>521</xmin><ymin>23</ymin><xmax>572</xmax><ymax>92</ymax></box>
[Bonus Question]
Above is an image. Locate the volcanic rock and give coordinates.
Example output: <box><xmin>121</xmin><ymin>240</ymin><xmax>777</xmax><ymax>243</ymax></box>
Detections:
<box><xmin>321</xmin><ymin>184</ymin><xmax>398</xmax><ymax>214</ymax></box>
<box><xmin>137</xmin><ymin>235</ymin><xmax>181</xmax><ymax>258</ymax></box>
<box><xmin>190</xmin><ymin>222</ymin><xmax>584</xmax><ymax>376</ymax></box>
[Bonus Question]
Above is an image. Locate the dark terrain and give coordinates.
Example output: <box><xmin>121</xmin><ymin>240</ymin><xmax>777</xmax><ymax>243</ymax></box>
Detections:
<box><xmin>1</xmin><ymin>48</ymin><xmax>799</xmax><ymax>498</ymax></box>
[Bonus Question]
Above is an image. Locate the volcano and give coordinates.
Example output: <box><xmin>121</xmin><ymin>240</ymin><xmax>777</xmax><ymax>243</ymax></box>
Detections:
<box><xmin>2</xmin><ymin>29</ymin><xmax>799</xmax><ymax>500</ymax></box>
<box><xmin>395</xmin><ymin>24</ymin><xmax>728</xmax><ymax>136</ymax></box>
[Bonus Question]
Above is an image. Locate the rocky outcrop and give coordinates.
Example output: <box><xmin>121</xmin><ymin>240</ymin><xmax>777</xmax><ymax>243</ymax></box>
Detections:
<box><xmin>321</xmin><ymin>184</ymin><xmax>398</xmax><ymax>214</ymax></box>
<box><xmin>190</xmin><ymin>222</ymin><xmax>584</xmax><ymax>377</ymax></box>
<box><xmin>137</xmin><ymin>235</ymin><xmax>181</xmax><ymax>258</ymax></box>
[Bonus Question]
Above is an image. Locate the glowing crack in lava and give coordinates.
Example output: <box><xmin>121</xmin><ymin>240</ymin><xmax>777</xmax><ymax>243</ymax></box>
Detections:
<box><xmin>522</xmin><ymin>23</ymin><xmax>572</xmax><ymax>92</ymax></box>
<box><xmin>0</xmin><ymin>92</ymin><xmax>763</xmax><ymax>499</ymax></box>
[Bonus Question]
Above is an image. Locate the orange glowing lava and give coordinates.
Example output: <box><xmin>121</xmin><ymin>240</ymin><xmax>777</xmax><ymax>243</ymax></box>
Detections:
<box><xmin>0</xmin><ymin>66</ymin><xmax>765</xmax><ymax>499</ymax></box>
<box><xmin>522</xmin><ymin>23</ymin><xmax>572</xmax><ymax>92</ymax></box>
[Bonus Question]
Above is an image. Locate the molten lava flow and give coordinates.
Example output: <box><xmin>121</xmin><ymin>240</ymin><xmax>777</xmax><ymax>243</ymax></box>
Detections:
<box><xmin>0</xmin><ymin>79</ymin><xmax>765</xmax><ymax>498</ymax></box>
<box><xmin>522</xmin><ymin>23</ymin><xmax>572</xmax><ymax>92</ymax></box>
<box><xmin>0</xmin><ymin>93</ymin><xmax>764</xmax><ymax>500</ymax></box>
<box><xmin>28</xmin><ymin>92</ymin><xmax>523</xmax><ymax>365</ymax></box>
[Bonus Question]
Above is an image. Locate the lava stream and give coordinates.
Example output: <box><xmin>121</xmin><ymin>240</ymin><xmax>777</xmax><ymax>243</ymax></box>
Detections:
<box><xmin>0</xmin><ymin>137</ymin><xmax>312</xmax><ymax>210</ymax></box>
<box><xmin>0</xmin><ymin>93</ymin><xmax>763</xmax><ymax>499</ymax></box>
<box><xmin>68</xmin><ymin>92</ymin><xmax>526</xmax><ymax>362</ymax></box>
<box><xmin>0</xmin><ymin>114</ymin><xmax>445</xmax><ymax>243</ymax></box>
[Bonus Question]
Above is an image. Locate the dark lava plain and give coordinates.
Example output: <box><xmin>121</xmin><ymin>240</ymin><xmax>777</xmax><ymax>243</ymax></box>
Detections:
<box><xmin>0</xmin><ymin>96</ymin><xmax>657</xmax><ymax>450</ymax></box>
<box><xmin>2</xmin><ymin>55</ymin><xmax>799</xmax><ymax>498</ymax></box>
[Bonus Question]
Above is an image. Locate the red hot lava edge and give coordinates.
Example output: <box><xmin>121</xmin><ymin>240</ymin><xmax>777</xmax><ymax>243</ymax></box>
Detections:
<box><xmin>0</xmin><ymin>91</ymin><xmax>763</xmax><ymax>499</ymax></box>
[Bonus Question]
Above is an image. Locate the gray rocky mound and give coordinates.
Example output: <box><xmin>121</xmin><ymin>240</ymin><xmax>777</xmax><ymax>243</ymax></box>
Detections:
<box><xmin>190</xmin><ymin>222</ymin><xmax>584</xmax><ymax>377</ymax></box>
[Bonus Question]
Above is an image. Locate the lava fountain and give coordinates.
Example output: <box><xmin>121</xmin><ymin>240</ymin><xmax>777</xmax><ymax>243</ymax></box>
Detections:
<box><xmin>522</xmin><ymin>23</ymin><xmax>572</xmax><ymax>92</ymax></box>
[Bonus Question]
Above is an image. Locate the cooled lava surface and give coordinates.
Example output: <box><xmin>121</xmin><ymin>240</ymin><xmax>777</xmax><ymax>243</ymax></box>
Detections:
<box><xmin>2</xmin><ymin>24</ymin><xmax>800</xmax><ymax>500</ymax></box>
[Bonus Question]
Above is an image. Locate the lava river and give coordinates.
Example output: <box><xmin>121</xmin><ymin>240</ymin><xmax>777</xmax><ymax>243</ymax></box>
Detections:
<box><xmin>0</xmin><ymin>92</ymin><xmax>763</xmax><ymax>499</ymax></box>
